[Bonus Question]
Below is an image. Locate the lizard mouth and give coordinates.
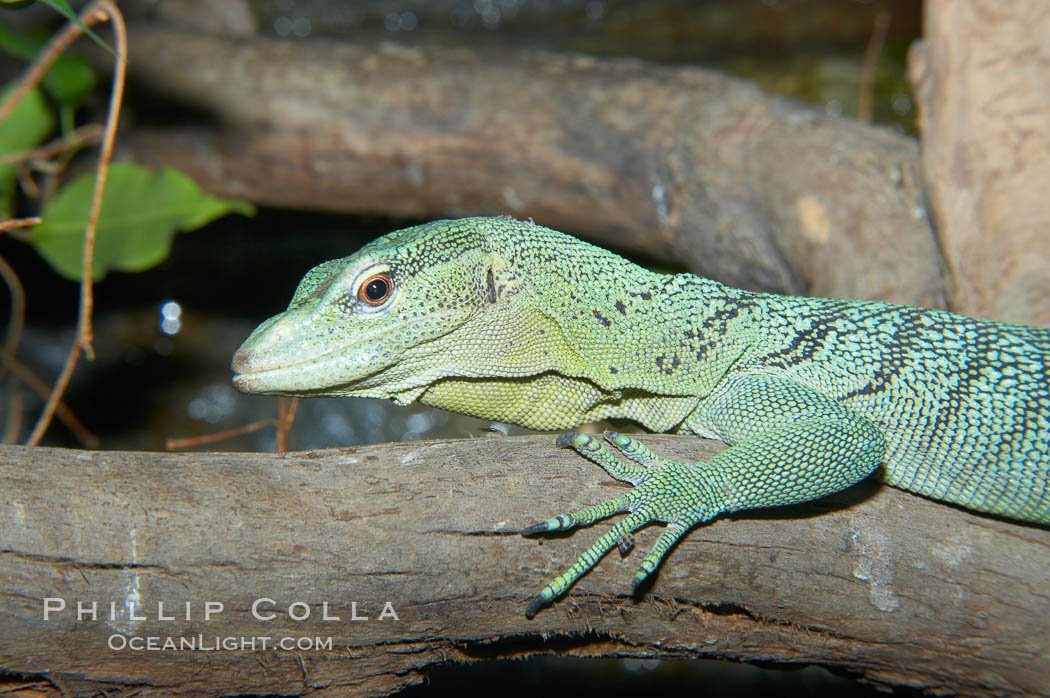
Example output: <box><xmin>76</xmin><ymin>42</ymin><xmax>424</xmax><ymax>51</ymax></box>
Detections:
<box><xmin>231</xmin><ymin>310</ymin><xmax>464</xmax><ymax>395</ymax></box>
<box><xmin>231</xmin><ymin>344</ymin><xmax>398</xmax><ymax>397</ymax></box>
<box><xmin>231</xmin><ymin>343</ymin><xmax>336</xmax><ymax>381</ymax></box>
<box><xmin>229</xmin><ymin>318</ymin><xmax>391</xmax><ymax>394</ymax></box>
<box><xmin>231</xmin><ymin>345</ymin><xmax>349</xmax><ymax>394</ymax></box>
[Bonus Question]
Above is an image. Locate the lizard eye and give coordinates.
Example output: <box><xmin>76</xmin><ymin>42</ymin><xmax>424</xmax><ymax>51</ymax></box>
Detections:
<box><xmin>359</xmin><ymin>273</ymin><xmax>392</xmax><ymax>306</ymax></box>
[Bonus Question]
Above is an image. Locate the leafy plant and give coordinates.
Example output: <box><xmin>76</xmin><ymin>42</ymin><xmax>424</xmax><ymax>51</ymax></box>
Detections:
<box><xmin>0</xmin><ymin>83</ymin><xmax>52</xmax><ymax>218</ymax></box>
<box><xmin>0</xmin><ymin>6</ymin><xmax>255</xmax><ymax>446</ymax></box>
<box><xmin>34</xmin><ymin>164</ymin><xmax>254</xmax><ymax>280</ymax></box>
<box><xmin>1</xmin><ymin>0</ymin><xmax>117</xmax><ymax>57</ymax></box>
<box><xmin>0</xmin><ymin>24</ymin><xmax>95</xmax><ymax>105</ymax></box>
<box><xmin>0</xmin><ymin>36</ymin><xmax>253</xmax><ymax>280</ymax></box>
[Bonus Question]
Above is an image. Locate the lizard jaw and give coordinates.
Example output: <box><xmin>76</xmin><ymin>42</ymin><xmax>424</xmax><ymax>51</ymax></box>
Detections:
<box><xmin>231</xmin><ymin>346</ymin><xmax>359</xmax><ymax>395</ymax></box>
<box><xmin>230</xmin><ymin>315</ymin><xmax>385</xmax><ymax>395</ymax></box>
<box><xmin>232</xmin><ymin>306</ymin><xmax>467</xmax><ymax>396</ymax></box>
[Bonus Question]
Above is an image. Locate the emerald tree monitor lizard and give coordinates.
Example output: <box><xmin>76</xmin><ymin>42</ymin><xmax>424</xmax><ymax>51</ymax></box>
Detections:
<box><xmin>232</xmin><ymin>216</ymin><xmax>1050</xmax><ymax>617</ymax></box>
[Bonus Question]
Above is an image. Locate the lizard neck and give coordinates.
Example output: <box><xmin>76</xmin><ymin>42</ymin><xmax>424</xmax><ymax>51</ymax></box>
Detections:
<box><xmin>589</xmin><ymin>272</ymin><xmax>762</xmax><ymax>429</ymax></box>
<box><xmin>417</xmin><ymin>267</ymin><xmax>764</xmax><ymax>433</ymax></box>
<box><xmin>541</xmin><ymin>265</ymin><xmax>762</xmax><ymax>395</ymax></box>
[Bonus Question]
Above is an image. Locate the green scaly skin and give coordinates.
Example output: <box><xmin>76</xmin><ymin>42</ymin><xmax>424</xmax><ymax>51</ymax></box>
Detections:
<box><xmin>232</xmin><ymin>217</ymin><xmax>1050</xmax><ymax>618</ymax></box>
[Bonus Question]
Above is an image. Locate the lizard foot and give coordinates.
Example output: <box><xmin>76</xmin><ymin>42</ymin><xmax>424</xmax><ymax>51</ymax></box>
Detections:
<box><xmin>521</xmin><ymin>432</ymin><xmax>718</xmax><ymax>618</ymax></box>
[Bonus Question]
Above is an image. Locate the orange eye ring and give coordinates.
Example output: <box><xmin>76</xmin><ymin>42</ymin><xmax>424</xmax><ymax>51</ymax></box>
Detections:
<box><xmin>359</xmin><ymin>273</ymin><xmax>392</xmax><ymax>306</ymax></box>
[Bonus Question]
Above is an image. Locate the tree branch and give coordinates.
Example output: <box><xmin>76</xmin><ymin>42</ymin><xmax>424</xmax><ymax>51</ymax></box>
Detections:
<box><xmin>114</xmin><ymin>23</ymin><xmax>946</xmax><ymax>310</ymax></box>
<box><xmin>909</xmin><ymin>2</ymin><xmax>1050</xmax><ymax>326</ymax></box>
<box><xmin>1</xmin><ymin>436</ymin><xmax>1047</xmax><ymax>696</ymax></box>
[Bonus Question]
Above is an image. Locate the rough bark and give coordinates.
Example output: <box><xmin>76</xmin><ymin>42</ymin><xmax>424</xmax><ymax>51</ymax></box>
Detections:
<box><xmin>1</xmin><ymin>436</ymin><xmax>1048</xmax><ymax>697</ymax></box>
<box><xmin>909</xmin><ymin>2</ymin><xmax>1050</xmax><ymax>326</ymax></box>
<box><xmin>115</xmin><ymin>23</ymin><xmax>946</xmax><ymax>309</ymax></box>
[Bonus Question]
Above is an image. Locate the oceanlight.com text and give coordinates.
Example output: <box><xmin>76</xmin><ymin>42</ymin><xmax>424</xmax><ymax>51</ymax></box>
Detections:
<box><xmin>108</xmin><ymin>634</ymin><xmax>334</xmax><ymax>651</ymax></box>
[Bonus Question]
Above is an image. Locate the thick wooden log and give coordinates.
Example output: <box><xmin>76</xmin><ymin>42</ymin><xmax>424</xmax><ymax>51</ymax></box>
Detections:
<box><xmin>1</xmin><ymin>436</ymin><xmax>1047</xmax><ymax>696</ymax></box>
<box><xmin>115</xmin><ymin>23</ymin><xmax>946</xmax><ymax>309</ymax></box>
<box><xmin>909</xmin><ymin>1</ymin><xmax>1050</xmax><ymax>327</ymax></box>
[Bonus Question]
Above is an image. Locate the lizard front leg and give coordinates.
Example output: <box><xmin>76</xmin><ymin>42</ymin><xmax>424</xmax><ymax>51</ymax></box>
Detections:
<box><xmin>521</xmin><ymin>374</ymin><xmax>888</xmax><ymax>617</ymax></box>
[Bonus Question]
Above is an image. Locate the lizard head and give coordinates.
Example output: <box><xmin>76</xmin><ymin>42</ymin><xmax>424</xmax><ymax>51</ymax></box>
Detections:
<box><xmin>231</xmin><ymin>216</ymin><xmax>588</xmax><ymax>404</ymax></box>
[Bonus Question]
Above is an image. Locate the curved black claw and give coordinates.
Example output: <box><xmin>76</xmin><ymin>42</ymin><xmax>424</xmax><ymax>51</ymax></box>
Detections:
<box><xmin>555</xmin><ymin>432</ymin><xmax>580</xmax><ymax>449</ymax></box>
<box><xmin>630</xmin><ymin>572</ymin><xmax>653</xmax><ymax>597</ymax></box>
<box><xmin>520</xmin><ymin>521</ymin><xmax>550</xmax><ymax>536</ymax></box>
<box><xmin>524</xmin><ymin>594</ymin><xmax>548</xmax><ymax>619</ymax></box>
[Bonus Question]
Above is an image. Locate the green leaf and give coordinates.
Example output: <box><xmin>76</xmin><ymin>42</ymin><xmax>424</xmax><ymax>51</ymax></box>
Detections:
<box><xmin>36</xmin><ymin>0</ymin><xmax>118</xmax><ymax>59</ymax></box>
<box><xmin>0</xmin><ymin>81</ymin><xmax>54</xmax><ymax>218</ymax></box>
<box><xmin>32</xmin><ymin>164</ymin><xmax>255</xmax><ymax>281</ymax></box>
<box><xmin>0</xmin><ymin>25</ymin><xmax>96</xmax><ymax>105</ymax></box>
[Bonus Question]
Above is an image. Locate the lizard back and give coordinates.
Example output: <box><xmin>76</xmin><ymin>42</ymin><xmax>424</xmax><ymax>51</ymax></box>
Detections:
<box><xmin>732</xmin><ymin>293</ymin><xmax>1050</xmax><ymax>523</ymax></box>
